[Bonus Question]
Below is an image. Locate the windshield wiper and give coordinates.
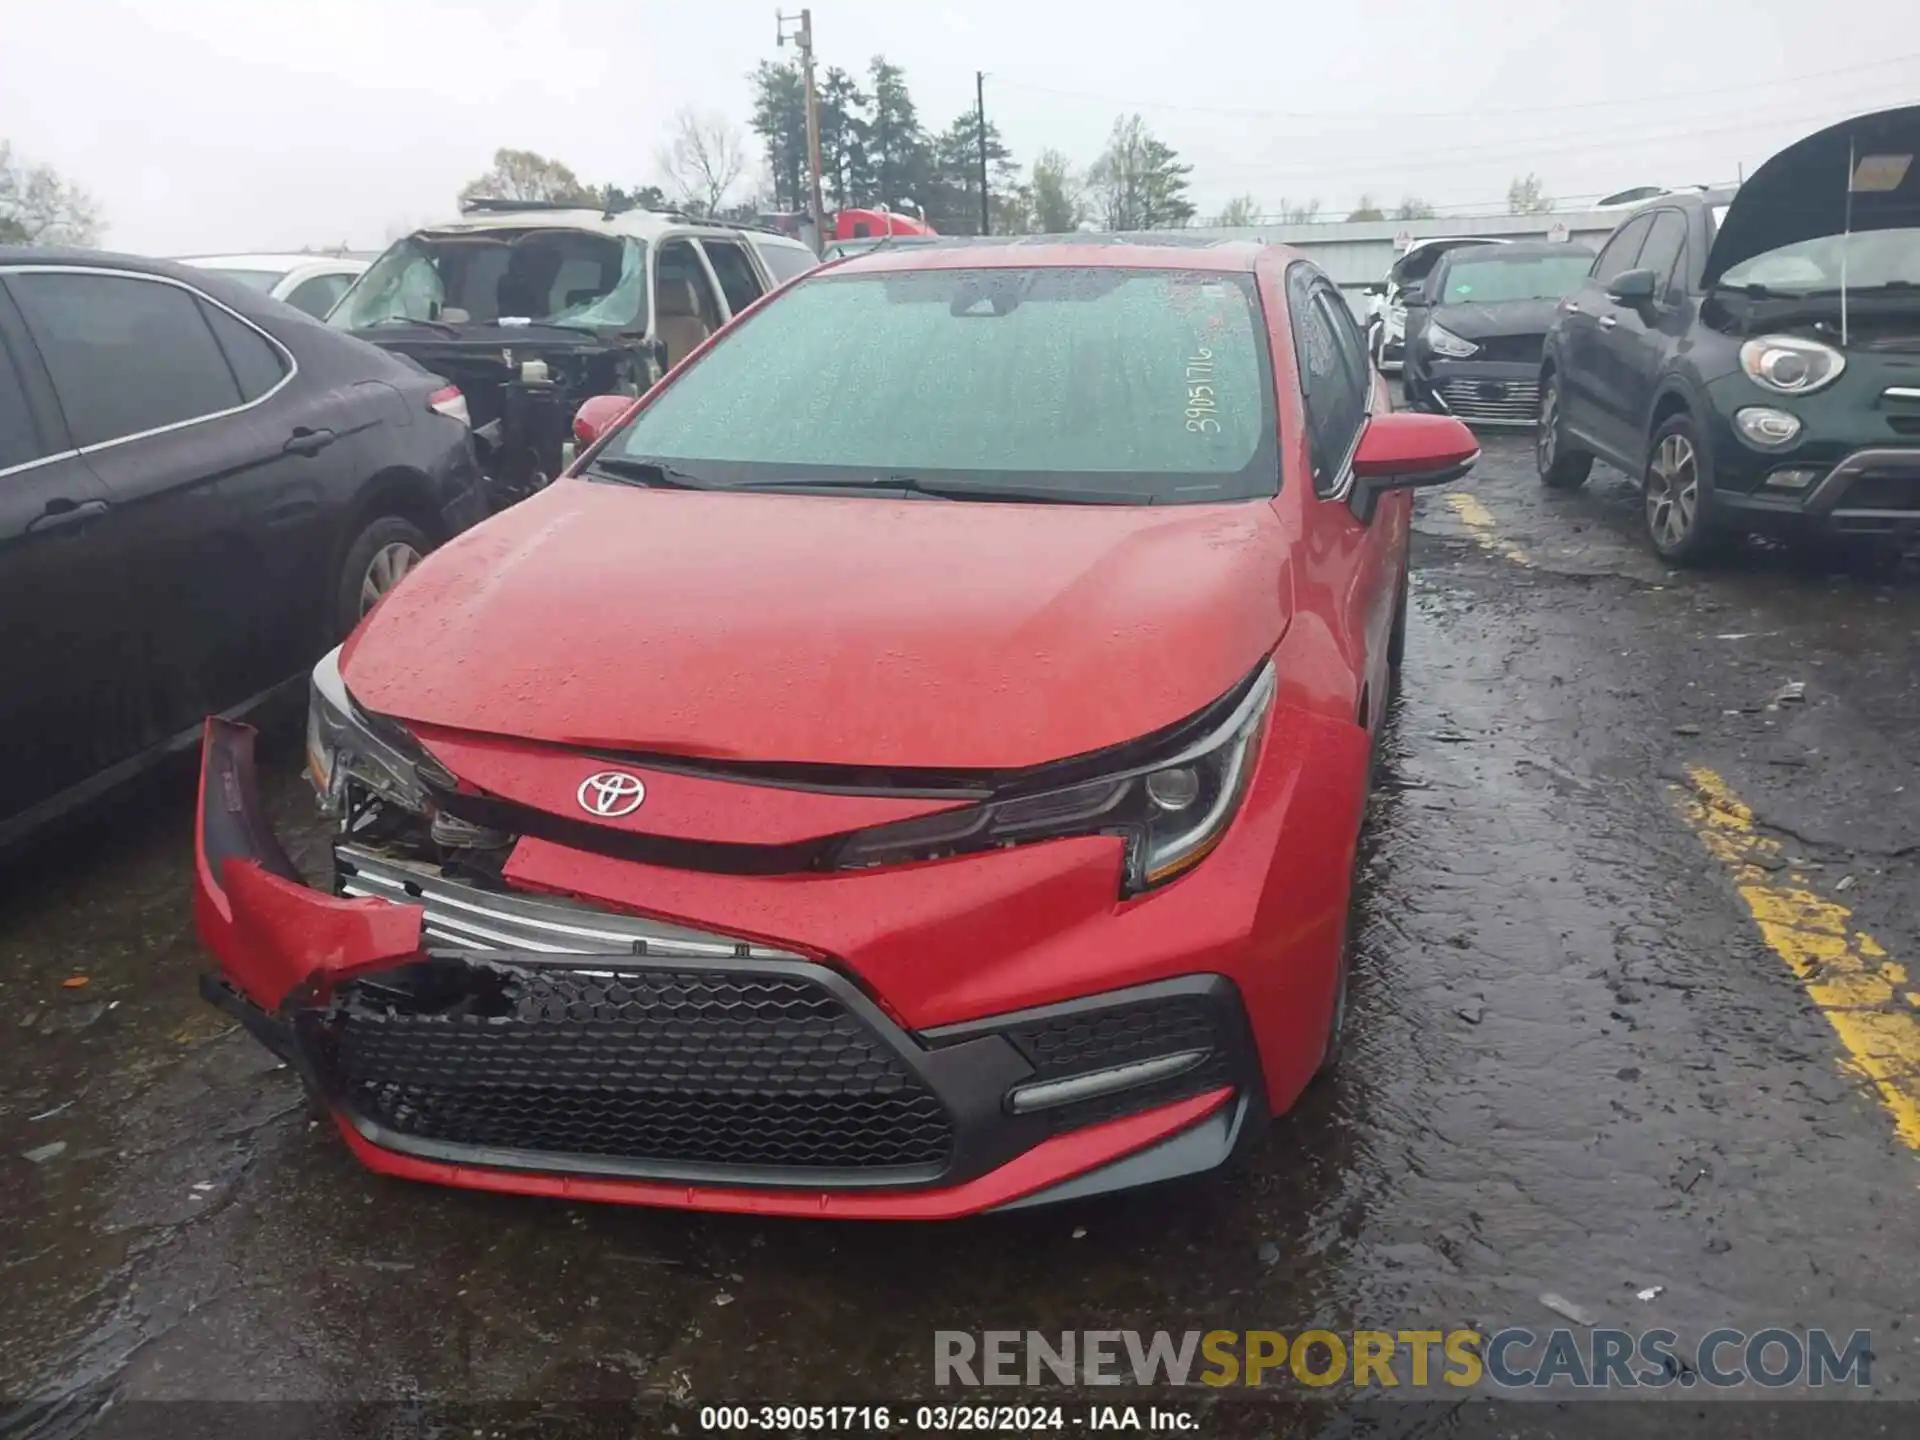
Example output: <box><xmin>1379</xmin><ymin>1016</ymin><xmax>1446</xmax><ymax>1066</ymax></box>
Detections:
<box><xmin>363</xmin><ymin>314</ymin><xmax>461</xmax><ymax>336</ymax></box>
<box><xmin>736</xmin><ymin>474</ymin><xmax>1150</xmax><ymax>505</ymax></box>
<box><xmin>584</xmin><ymin>456</ymin><xmax>724</xmax><ymax>490</ymax></box>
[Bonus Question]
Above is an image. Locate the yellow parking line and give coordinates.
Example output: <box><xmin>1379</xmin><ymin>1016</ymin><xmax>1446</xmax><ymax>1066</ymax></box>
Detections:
<box><xmin>1680</xmin><ymin>766</ymin><xmax>1920</xmax><ymax>1151</ymax></box>
<box><xmin>1443</xmin><ymin>492</ymin><xmax>1534</xmax><ymax>568</ymax></box>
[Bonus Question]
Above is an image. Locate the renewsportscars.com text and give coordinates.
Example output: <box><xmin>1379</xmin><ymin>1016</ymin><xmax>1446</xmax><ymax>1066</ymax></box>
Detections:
<box><xmin>934</xmin><ymin>1328</ymin><xmax>1874</xmax><ymax>1391</ymax></box>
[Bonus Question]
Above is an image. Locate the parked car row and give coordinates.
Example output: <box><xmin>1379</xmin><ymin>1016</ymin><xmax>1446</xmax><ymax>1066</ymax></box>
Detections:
<box><xmin>1389</xmin><ymin>105</ymin><xmax>1920</xmax><ymax>563</ymax></box>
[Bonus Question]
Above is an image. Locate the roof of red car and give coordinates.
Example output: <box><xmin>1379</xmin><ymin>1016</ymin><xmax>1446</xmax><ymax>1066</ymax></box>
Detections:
<box><xmin>832</xmin><ymin>236</ymin><xmax>1276</xmax><ymax>274</ymax></box>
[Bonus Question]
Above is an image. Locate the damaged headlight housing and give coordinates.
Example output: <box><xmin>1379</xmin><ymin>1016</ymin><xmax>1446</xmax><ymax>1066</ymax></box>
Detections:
<box><xmin>306</xmin><ymin>646</ymin><xmax>433</xmax><ymax>816</ymax></box>
<box><xmin>1424</xmin><ymin>322</ymin><xmax>1479</xmax><ymax>359</ymax></box>
<box><xmin>832</xmin><ymin>662</ymin><xmax>1275</xmax><ymax>895</ymax></box>
<box><xmin>1740</xmin><ymin>334</ymin><xmax>1845</xmax><ymax>395</ymax></box>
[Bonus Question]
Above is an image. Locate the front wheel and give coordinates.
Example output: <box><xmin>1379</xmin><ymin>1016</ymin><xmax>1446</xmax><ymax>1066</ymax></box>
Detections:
<box><xmin>1642</xmin><ymin>414</ymin><xmax>1726</xmax><ymax>565</ymax></box>
<box><xmin>333</xmin><ymin>515</ymin><xmax>431</xmax><ymax>638</ymax></box>
<box><xmin>1536</xmin><ymin>375</ymin><xmax>1593</xmax><ymax>489</ymax></box>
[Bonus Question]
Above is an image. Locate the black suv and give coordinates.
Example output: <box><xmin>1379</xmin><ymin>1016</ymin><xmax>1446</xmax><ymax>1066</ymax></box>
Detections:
<box><xmin>1537</xmin><ymin>103</ymin><xmax>1920</xmax><ymax>562</ymax></box>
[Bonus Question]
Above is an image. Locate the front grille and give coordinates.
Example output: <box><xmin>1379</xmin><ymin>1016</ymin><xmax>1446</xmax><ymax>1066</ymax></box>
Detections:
<box><xmin>1838</xmin><ymin>471</ymin><xmax>1920</xmax><ymax>512</ymax></box>
<box><xmin>1438</xmin><ymin>377</ymin><xmax>1539</xmax><ymax>425</ymax></box>
<box><xmin>1474</xmin><ymin>334</ymin><xmax>1544</xmax><ymax>364</ymax></box>
<box><xmin>306</xmin><ymin>958</ymin><xmax>955</xmax><ymax>1174</ymax></box>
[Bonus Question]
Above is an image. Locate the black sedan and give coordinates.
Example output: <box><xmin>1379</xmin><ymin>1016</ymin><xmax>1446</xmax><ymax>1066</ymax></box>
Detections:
<box><xmin>1402</xmin><ymin>241</ymin><xmax>1595</xmax><ymax>425</ymax></box>
<box><xmin>0</xmin><ymin>248</ymin><xmax>486</xmax><ymax>850</ymax></box>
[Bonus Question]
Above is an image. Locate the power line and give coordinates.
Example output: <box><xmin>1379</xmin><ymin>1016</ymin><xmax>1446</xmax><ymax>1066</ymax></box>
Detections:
<box><xmin>990</xmin><ymin>50</ymin><xmax>1920</xmax><ymax>123</ymax></box>
<box><xmin>1192</xmin><ymin>92</ymin><xmax>1916</xmax><ymax>184</ymax></box>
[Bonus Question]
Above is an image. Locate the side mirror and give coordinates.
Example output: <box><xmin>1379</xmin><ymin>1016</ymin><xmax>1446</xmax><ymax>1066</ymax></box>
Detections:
<box><xmin>572</xmin><ymin>394</ymin><xmax>634</xmax><ymax>450</ymax></box>
<box><xmin>1607</xmin><ymin>267</ymin><xmax>1657</xmax><ymax>304</ymax></box>
<box><xmin>1399</xmin><ymin>284</ymin><xmax>1429</xmax><ymax>308</ymax></box>
<box><xmin>1348</xmin><ymin>412</ymin><xmax>1479</xmax><ymax>522</ymax></box>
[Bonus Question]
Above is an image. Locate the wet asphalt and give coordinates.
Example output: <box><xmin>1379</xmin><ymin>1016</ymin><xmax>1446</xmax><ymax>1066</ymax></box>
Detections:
<box><xmin>2</xmin><ymin>435</ymin><xmax>1918</xmax><ymax>1436</ymax></box>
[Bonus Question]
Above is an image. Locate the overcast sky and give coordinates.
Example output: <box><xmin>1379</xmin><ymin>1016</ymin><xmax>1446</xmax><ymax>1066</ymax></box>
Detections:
<box><xmin>4</xmin><ymin>0</ymin><xmax>1916</xmax><ymax>254</ymax></box>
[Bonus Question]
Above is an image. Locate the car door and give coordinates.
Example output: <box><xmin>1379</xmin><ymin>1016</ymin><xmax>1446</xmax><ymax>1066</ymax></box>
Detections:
<box><xmin>1559</xmin><ymin>213</ymin><xmax>1651</xmax><ymax>454</ymax></box>
<box><xmin>5</xmin><ymin>267</ymin><xmax>325</xmax><ymax>751</ymax></box>
<box><xmin>0</xmin><ymin>283</ymin><xmax>124</xmax><ymax>832</ymax></box>
<box><xmin>1288</xmin><ymin>265</ymin><xmax>1396</xmax><ymax>726</ymax></box>
<box><xmin>696</xmin><ymin>237</ymin><xmax>767</xmax><ymax>320</ymax></box>
<box><xmin>282</xmin><ymin>268</ymin><xmax>358</xmax><ymax>320</ymax></box>
<box><xmin>650</xmin><ymin>238</ymin><xmax>728</xmax><ymax>371</ymax></box>
<box><xmin>1602</xmin><ymin>209</ymin><xmax>1690</xmax><ymax>458</ymax></box>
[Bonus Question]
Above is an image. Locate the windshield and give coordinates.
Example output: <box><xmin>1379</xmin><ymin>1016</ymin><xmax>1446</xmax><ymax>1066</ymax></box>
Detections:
<box><xmin>198</xmin><ymin>267</ymin><xmax>286</xmax><ymax>292</ymax></box>
<box><xmin>330</xmin><ymin>229</ymin><xmax>647</xmax><ymax>330</ymax></box>
<box><xmin>605</xmin><ymin>266</ymin><xmax>1277</xmax><ymax>504</ymax></box>
<box><xmin>1719</xmin><ymin>227</ymin><xmax>1920</xmax><ymax>294</ymax></box>
<box><xmin>1441</xmin><ymin>254</ymin><xmax>1593</xmax><ymax>304</ymax></box>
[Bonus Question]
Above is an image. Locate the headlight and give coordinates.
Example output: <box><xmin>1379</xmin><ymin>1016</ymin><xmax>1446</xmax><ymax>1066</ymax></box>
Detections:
<box><xmin>306</xmin><ymin>646</ymin><xmax>433</xmax><ymax>816</ymax></box>
<box><xmin>1740</xmin><ymin>334</ymin><xmax>1845</xmax><ymax>395</ymax></box>
<box><xmin>1387</xmin><ymin>303</ymin><xmax>1407</xmax><ymax>335</ymax></box>
<box><xmin>832</xmin><ymin>662</ymin><xmax>1275</xmax><ymax>895</ymax></box>
<box><xmin>1425</xmin><ymin>322</ymin><xmax>1479</xmax><ymax>358</ymax></box>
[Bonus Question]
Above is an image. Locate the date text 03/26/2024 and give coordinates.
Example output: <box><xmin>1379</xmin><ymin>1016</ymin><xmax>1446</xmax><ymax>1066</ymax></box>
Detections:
<box><xmin>698</xmin><ymin>1405</ymin><xmax>1196</xmax><ymax>1432</ymax></box>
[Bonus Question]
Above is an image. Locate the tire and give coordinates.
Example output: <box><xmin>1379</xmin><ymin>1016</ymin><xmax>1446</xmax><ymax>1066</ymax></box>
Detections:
<box><xmin>1317</xmin><ymin>938</ymin><xmax>1352</xmax><ymax>1077</ymax></box>
<box><xmin>1386</xmin><ymin>558</ymin><xmax>1409</xmax><ymax>681</ymax></box>
<box><xmin>1536</xmin><ymin>373</ymin><xmax>1593</xmax><ymax>490</ymax></box>
<box><xmin>1642</xmin><ymin>413</ymin><xmax>1726</xmax><ymax>565</ymax></box>
<box><xmin>333</xmin><ymin>515</ymin><xmax>431</xmax><ymax>639</ymax></box>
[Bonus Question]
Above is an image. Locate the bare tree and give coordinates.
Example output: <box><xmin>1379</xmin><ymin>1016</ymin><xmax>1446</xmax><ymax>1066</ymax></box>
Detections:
<box><xmin>1394</xmin><ymin>196</ymin><xmax>1437</xmax><ymax>220</ymax></box>
<box><xmin>1212</xmin><ymin>194</ymin><xmax>1261</xmax><ymax>227</ymax></box>
<box><xmin>1028</xmin><ymin>150</ymin><xmax>1087</xmax><ymax>233</ymax></box>
<box><xmin>657</xmin><ymin>107</ymin><xmax>748</xmax><ymax>218</ymax></box>
<box><xmin>458</xmin><ymin>148</ymin><xmax>596</xmax><ymax>205</ymax></box>
<box><xmin>1347</xmin><ymin>195</ymin><xmax>1386</xmax><ymax>222</ymax></box>
<box><xmin>0</xmin><ymin>140</ymin><xmax>103</xmax><ymax>245</ymax></box>
<box><xmin>1506</xmin><ymin>172</ymin><xmax>1555</xmax><ymax>214</ymax></box>
<box><xmin>1276</xmin><ymin>197</ymin><xmax>1322</xmax><ymax>224</ymax></box>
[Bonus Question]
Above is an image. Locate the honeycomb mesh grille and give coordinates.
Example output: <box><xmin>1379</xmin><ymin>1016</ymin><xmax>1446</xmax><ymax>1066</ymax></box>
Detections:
<box><xmin>1003</xmin><ymin>993</ymin><xmax>1233</xmax><ymax>1131</ymax></box>
<box><xmin>314</xmin><ymin>963</ymin><xmax>955</xmax><ymax>1171</ymax></box>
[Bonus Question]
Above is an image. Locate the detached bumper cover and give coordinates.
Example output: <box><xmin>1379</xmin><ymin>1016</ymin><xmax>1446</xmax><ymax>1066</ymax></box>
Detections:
<box><xmin>193</xmin><ymin>720</ymin><xmax>1261</xmax><ymax>1216</ymax></box>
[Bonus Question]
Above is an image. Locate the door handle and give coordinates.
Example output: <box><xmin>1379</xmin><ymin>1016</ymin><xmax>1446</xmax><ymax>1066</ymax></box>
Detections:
<box><xmin>284</xmin><ymin>426</ymin><xmax>338</xmax><ymax>456</ymax></box>
<box><xmin>1562</xmin><ymin>300</ymin><xmax>1581</xmax><ymax>314</ymax></box>
<box><xmin>27</xmin><ymin>498</ymin><xmax>110</xmax><ymax>534</ymax></box>
<box><xmin>1597</xmin><ymin>315</ymin><xmax>1618</xmax><ymax>330</ymax></box>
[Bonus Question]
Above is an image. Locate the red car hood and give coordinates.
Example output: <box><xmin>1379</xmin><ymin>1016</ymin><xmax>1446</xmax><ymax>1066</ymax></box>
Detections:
<box><xmin>341</xmin><ymin>479</ymin><xmax>1291</xmax><ymax>770</ymax></box>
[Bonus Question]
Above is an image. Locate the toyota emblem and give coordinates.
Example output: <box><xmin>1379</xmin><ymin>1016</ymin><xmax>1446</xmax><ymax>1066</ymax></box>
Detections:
<box><xmin>577</xmin><ymin>770</ymin><xmax>646</xmax><ymax>818</ymax></box>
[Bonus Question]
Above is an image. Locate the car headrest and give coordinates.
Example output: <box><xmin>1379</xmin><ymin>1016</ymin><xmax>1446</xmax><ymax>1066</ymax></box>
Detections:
<box><xmin>657</xmin><ymin>276</ymin><xmax>700</xmax><ymax>319</ymax></box>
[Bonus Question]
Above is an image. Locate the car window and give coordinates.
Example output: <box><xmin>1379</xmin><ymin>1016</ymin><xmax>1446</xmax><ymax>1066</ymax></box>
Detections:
<box><xmin>198</xmin><ymin>298</ymin><xmax>289</xmax><ymax>402</ymax></box>
<box><xmin>0</xmin><ymin>332</ymin><xmax>48</xmax><ymax>471</ymax></box>
<box><xmin>607</xmin><ymin>266</ymin><xmax>1278</xmax><ymax>505</ymax></box>
<box><xmin>332</xmin><ymin>231</ymin><xmax>647</xmax><ymax>330</ymax></box>
<box><xmin>1590</xmin><ymin>215</ymin><xmax>1654</xmax><ymax>286</ymax></box>
<box><xmin>655</xmin><ymin>239</ymin><xmax>724</xmax><ymax>331</ymax></box>
<box><xmin>1634</xmin><ymin>211</ymin><xmax>1689</xmax><ymax>298</ymax></box>
<box><xmin>1288</xmin><ymin>268</ymin><xmax>1368</xmax><ymax>495</ymax></box>
<box><xmin>9</xmin><ymin>272</ymin><xmax>244</xmax><ymax>449</ymax></box>
<box><xmin>699</xmin><ymin>240</ymin><xmax>765</xmax><ymax>315</ymax></box>
<box><xmin>197</xmin><ymin>268</ymin><xmax>287</xmax><ymax>293</ymax></box>
<box><xmin>284</xmin><ymin>272</ymin><xmax>353</xmax><ymax>318</ymax></box>
<box><xmin>1440</xmin><ymin>253</ymin><xmax>1595</xmax><ymax>304</ymax></box>
<box><xmin>753</xmin><ymin>239</ymin><xmax>818</xmax><ymax>285</ymax></box>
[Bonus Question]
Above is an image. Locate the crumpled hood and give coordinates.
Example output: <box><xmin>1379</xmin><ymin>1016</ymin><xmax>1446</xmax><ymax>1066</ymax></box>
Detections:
<box><xmin>341</xmin><ymin>479</ymin><xmax>1291</xmax><ymax>770</ymax></box>
<box><xmin>1426</xmin><ymin>298</ymin><xmax>1562</xmax><ymax>338</ymax></box>
<box><xmin>1706</xmin><ymin>104</ymin><xmax>1920</xmax><ymax>287</ymax></box>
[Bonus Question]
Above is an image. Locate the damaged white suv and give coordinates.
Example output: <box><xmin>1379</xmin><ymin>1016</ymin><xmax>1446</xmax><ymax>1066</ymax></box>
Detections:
<box><xmin>328</xmin><ymin>199</ymin><xmax>818</xmax><ymax>509</ymax></box>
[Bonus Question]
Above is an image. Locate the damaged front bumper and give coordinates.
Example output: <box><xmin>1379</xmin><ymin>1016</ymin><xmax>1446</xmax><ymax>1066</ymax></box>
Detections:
<box><xmin>194</xmin><ymin>720</ymin><xmax>1260</xmax><ymax>1217</ymax></box>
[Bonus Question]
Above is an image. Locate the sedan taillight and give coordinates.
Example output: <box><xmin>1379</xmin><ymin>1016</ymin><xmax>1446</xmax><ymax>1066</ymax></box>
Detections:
<box><xmin>428</xmin><ymin>385</ymin><xmax>470</xmax><ymax>425</ymax></box>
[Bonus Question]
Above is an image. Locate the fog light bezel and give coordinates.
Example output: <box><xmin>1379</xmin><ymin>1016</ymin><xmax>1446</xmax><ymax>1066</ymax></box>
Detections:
<box><xmin>1734</xmin><ymin>406</ymin><xmax>1804</xmax><ymax>450</ymax></box>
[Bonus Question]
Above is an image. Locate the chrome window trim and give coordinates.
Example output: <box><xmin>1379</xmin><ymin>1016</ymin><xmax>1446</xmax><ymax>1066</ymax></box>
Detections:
<box><xmin>0</xmin><ymin>263</ymin><xmax>299</xmax><ymax>480</ymax></box>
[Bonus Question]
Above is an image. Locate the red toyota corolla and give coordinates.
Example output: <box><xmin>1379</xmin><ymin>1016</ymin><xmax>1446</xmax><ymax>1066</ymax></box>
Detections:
<box><xmin>193</xmin><ymin>240</ymin><xmax>1476</xmax><ymax>1219</ymax></box>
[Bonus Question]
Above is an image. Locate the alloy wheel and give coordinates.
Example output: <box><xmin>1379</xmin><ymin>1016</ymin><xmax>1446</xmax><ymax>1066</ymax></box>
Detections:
<box><xmin>1646</xmin><ymin>433</ymin><xmax>1699</xmax><ymax>550</ymax></box>
<box><xmin>1537</xmin><ymin>384</ymin><xmax>1559</xmax><ymax>469</ymax></box>
<box><xmin>359</xmin><ymin>541</ymin><xmax>422</xmax><ymax>616</ymax></box>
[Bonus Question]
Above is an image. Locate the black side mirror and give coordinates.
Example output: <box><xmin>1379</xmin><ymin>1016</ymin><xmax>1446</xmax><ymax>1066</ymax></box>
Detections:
<box><xmin>1400</xmin><ymin>284</ymin><xmax>1429</xmax><ymax>308</ymax></box>
<box><xmin>1607</xmin><ymin>267</ymin><xmax>1657</xmax><ymax>304</ymax></box>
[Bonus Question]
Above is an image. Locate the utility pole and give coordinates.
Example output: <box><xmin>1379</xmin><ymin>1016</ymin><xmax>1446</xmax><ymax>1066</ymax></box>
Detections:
<box><xmin>777</xmin><ymin>9</ymin><xmax>828</xmax><ymax>250</ymax></box>
<box><xmin>976</xmin><ymin>70</ymin><xmax>990</xmax><ymax>236</ymax></box>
